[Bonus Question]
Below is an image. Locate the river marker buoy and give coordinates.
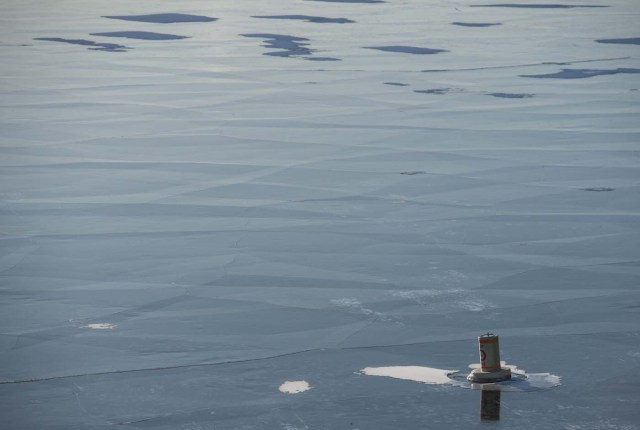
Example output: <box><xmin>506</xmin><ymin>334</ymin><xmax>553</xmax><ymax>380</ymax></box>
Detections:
<box><xmin>467</xmin><ymin>333</ymin><xmax>512</xmax><ymax>383</ymax></box>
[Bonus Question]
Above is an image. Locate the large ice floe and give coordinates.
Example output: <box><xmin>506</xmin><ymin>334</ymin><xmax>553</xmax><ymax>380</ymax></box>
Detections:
<box><xmin>2</xmin><ymin>0</ymin><xmax>640</xmax><ymax>428</ymax></box>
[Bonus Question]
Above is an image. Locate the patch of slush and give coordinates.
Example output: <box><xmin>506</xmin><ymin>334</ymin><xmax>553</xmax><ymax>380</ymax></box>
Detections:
<box><xmin>81</xmin><ymin>323</ymin><xmax>116</xmax><ymax>330</ymax></box>
<box><xmin>91</xmin><ymin>31</ymin><xmax>188</xmax><ymax>40</ymax></box>
<box><xmin>470</xmin><ymin>4</ymin><xmax>608</xmax><ymax>8</ymax></box>
<box><xmin>521</xmin><ymin>68</ymin><xmax>640</xmax><ymax>79</ymax></box>
<box><xmin>452</xmin><ymin>22</ymin><xmax>501</xmax><ymax>27</ymax></box>
<box><xmin>279</xmin><ymin>380</ymin><xmax>311</xmax><ymax>394</ymax></box>
<box><xmin>242</xmin><ymin>34</ymin><xmax>313</xmax><ymax>57</ymax></box>
<box><xmin>487</xmin><ymin>92</ymin><xmax>535</xmax><ymax>98</ymax></box>
<box><xmin>33</xmin><ymin>37</ymin><xmax>130</xmax><ymax>52</ymax></box>
<box><xmin>360</xmin><ymin>364</ymin><xmax>561</xmax><ymax>392</ymax></box>
<box><xmin>103</xmin><ymin>13</ymin><xmax>217</xmax><ymax>23</ymax></box>
<box><xmin>596</xmin><ymin>37</ymin><xmax>640</xmax><ymax>45</ymax></box>
<box><xmin>365</xmin><ymin>45</ymin><xmax>447</xmax><ymax>55</ymax></box>
<box><xmin>253</xmin><ymin>15</ymin><xmax>354</xmax><ymax>24</ymax></box>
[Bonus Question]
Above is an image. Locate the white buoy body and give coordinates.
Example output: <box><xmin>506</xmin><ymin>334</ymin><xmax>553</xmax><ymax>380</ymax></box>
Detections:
<box><xmin>479</xmin><ymin>334</ymin><xmax>501</xmax><ymax>371</ymax></box>
<box><xmin>468</xmin><ymin>333</ymin><xmax>512</xmax><ymax>383</ymax></box>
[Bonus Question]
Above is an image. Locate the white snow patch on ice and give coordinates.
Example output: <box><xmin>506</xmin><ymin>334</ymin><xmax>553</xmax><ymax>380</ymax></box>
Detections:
<box><xmin>360</xmin><ymin>363</ymin><xmax>561</xmax><ymax>392</ymax></box>
<box><xmin>360</xmin><ymin>366</ymin><xmax>455</xmax><ymax>384</ymax></box>
<box><xmin>81</xmin><ymin>323</ymin><xmax>116</xmax><ymax>330</ymax></box>
<box><xmin>279</xmin><ymin>380</ymin><xmax>311</xmax><ymax>394</ymax></box>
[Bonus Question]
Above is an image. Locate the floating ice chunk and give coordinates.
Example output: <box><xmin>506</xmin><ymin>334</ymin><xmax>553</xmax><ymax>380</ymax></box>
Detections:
<box><xmin>360</xmin><ymin>364</ymin><xmax>561</xmax><ymax>392</ymax></box>
<box><xmin>279</xmin><ymin>380</ymin><xmax>311</xmax><ymax>394</ymax></box>
<box><xmin>81</xmin><ymin>323</ymin><xmax>116</xmax><ymax>330</ymax></box>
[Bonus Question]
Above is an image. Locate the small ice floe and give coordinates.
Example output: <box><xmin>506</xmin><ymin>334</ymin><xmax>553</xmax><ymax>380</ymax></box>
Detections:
<box><xmin>279</xmin><ymin>380</ymin><xmax>311</xmax><ymax>394</ymax></box>
<box><xmin>359</xmin><ymin>364</ymin><xmax>560</xmax><ymax>392</ymax></box>
<box><xmin>81</xmin><ymin>323</ymin><xmax>116</xmax><ymax>330</ymax></box>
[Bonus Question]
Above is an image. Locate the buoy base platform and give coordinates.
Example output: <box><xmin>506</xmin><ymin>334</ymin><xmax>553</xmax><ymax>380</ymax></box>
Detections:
<box><xmin>467</xmin><ymin>367</ymin><xmax>512</xmax><ymax>383</ymax></box>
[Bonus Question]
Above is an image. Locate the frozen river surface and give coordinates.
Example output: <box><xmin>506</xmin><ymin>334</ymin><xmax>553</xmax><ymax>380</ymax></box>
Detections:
<box><xmin>1</xmin><ymin>0</ymin><xmax>639</xmax><ymax>428</ymax></box>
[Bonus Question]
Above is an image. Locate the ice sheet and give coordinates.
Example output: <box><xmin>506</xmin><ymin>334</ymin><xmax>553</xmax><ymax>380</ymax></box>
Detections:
<box><xmin>1</xmin><ymin>0</ymin><xmax>639</xmax><ymax>428</ymax></box>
